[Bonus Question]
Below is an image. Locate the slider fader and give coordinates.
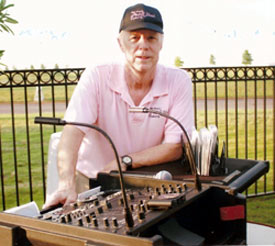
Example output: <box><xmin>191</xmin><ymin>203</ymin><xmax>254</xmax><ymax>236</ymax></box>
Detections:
<box><xmin>39</xmin><ymin>182</ymin><xmax>190</xmax><ymax>235</ymax></box>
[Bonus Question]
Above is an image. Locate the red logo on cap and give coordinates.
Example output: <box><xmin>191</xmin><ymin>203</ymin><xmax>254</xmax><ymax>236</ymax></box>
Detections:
<box><xmin>130</xmin><ymin>10</ymin><xmax>156</xmax><ymax>21</ymax></box>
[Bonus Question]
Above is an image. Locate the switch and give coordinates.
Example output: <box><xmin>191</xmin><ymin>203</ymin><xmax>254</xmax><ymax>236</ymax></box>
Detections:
<box><xmin>92</xmin><ymin>218</ymin><xmax>98</xmax><ymax>227</ymax></box>
<box><xmin>103</xmin><ymin>217</ymin><xmax>109</xmax><ymax>227</ymax></box>
<box><xmin>112</xmin><ymin>217</ymin><xmax>118</xmax><ymax>228</ymax></box>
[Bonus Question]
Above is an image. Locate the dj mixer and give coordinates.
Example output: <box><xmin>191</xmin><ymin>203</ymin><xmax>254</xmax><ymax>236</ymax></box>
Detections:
<box><xmin>0</xmin><ymin>158</ymin><xmax>269</xmax><ymax>246</ymax></box>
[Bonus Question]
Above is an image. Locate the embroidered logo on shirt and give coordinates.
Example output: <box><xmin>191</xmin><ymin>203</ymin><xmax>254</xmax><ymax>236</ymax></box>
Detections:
<box><xmin>148</xmin><ymin>107</ymin><xmax>166</xmax><ymax>118</ymax></box>
<box><xmin>130</xmin><ymin>10</ymin><xmax>156</xmax><ymax>21</ymax></box>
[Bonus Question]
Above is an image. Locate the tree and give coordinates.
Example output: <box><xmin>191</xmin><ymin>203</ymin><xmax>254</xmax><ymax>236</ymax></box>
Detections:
<box><xmin>242</xmin><ymin>50</ymin><xmax>253</xmax><ymax>65</ymax></box>
<box><xmin>174</xmin><ymin>56</ymin><xmax>184</xmax><ymax>67</ymax></box>
<box><xmin>0</xmin><ymin>50</ymin><xmax>4</xmax><ymax>64</ymax></box>
<box><xmin>0</xmin><ymin>0</ymin><xmax>18</xmax><ymax>34</ymax></box>
<box><xmin>209</xmin><ymin>54</ymin><xmax>216</xmax><ymax>65</ymax></box>
<box><xmin>0</xmin><ymin>0</ymin><xmax>18</xmax><ymax>67</ymax></box>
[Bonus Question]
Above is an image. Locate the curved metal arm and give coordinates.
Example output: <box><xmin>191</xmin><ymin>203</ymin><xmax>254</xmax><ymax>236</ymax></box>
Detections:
<box><xmin>128</xmin><ymin>107</ymin><xmax>202</xmax><ymax>191</ymax></box>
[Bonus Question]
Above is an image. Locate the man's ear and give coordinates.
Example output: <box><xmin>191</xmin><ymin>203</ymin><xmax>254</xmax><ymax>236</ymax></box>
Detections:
<box><xmin>159</xmin><ymin>34</ymin><xmax>164</xmax><ymax>50</ymax></box>
<box><xmin>117</xmin><ymin>34</ymin><xmax>125</xmax><ymax>53</ymax></box>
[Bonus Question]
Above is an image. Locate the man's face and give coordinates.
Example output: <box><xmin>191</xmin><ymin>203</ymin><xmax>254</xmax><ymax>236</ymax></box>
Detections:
<box><xmin>118</xmin><ymin>29</ymin><xmax>163</xmax><ymax>74</ymax></box>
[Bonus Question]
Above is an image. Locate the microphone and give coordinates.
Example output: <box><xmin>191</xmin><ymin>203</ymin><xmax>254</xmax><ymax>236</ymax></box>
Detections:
<box><xmin>34</xmin><ymin>117</ymin><xmax>134</xmax><ymax>228</ymax></box>
<box><xmin>112</xmin><ymin>170</ymin><xmax>173</xmax><ymax>181</ymax></box>
<box><xmin>154</xmin><ymin>170</ymin><xmax>173</xmax><ymax>180</ymax></box>
<box><xmin>128</xmin><ymin>107</ymin><xmax>202</xmax><ymax>191</ymax></box>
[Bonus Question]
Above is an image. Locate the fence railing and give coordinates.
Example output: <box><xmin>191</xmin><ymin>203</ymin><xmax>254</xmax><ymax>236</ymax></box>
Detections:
<box><xmin>0</xmin><ymin>66</ymin><xmax>274</xmax><ymax>210</ymax></box>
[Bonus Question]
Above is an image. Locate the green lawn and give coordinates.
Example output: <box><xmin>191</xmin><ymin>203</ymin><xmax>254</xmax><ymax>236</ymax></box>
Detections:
<box><xmin>247</xmin><ymin>194</ymin><xmax>275</xmax><ymax>226</ymax></box>
<box><xmin>0</xmin><ymin>113</ymin><xmax>64</xmax><ymax>209</ymax></box>
<box><xmin>193</xmin><ymin>79</ymin><xmax>274</xmax><ymax>100</ymax></box>
<box><xmin>0</xmin><ymin>86</ymin><xmax>76</xmax><ymax>103</ymax></box>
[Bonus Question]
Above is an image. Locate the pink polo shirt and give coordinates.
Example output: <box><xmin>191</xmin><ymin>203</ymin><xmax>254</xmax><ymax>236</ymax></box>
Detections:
<box><xmin>64</xmin><ymin>63</ymin><xmax>194</xmax><ymax>178</ymax></box>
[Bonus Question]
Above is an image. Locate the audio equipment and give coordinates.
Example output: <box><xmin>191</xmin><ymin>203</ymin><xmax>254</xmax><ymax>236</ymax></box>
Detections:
<box><xmin>39</xmin><ymin>175</ymin><xmax>194</xmax><ymax>236</ymax></box>
<box><xmin>0</xmin><ymin>158</ymin><xmax>270</xmax><ymax>245</ymax></box>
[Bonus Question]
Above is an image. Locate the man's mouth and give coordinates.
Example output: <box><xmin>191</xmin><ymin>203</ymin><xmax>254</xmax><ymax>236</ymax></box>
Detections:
<box><xmin>136</xmin><ymin>56</ymin><xmax>150</xmax><ymax>60</ymax></box>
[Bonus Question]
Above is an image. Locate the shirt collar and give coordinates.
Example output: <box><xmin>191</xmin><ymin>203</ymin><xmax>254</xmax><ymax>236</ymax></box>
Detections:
<box><xmin>108</xmin><ymin>63</ymin><xmax>168</xmax><ymax>98</ymax></box>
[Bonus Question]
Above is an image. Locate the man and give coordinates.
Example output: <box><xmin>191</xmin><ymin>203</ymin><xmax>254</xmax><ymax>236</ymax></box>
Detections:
<box><xmin>43</xmin><ymin>3</ymin><xmax>194</xmax><ymax>209</ymax></box>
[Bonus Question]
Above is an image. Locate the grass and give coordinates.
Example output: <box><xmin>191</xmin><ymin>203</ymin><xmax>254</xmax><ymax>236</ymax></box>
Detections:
<box><xmin>247</xmin><ymin>195</ymin><xmax>275</xmax><ymax>226</ymax></box>
<box><xmin>0</xmin><ymin>108</ymin><xmax>274</xmax><ymax>227</ymax></box>
<box><xmin>0</xmin><ymin>113</ymin><xmax>64</xmax><ymax>209</ymax></box>
<box><xmin>0</xmin><ymin>86</ymin><xmax>76</xmax><ymax>103</ymax></box>
<box><xmin>193</xmin><ymin>79</ymin><xmax>274</xmax><ymax>100</ymax></box>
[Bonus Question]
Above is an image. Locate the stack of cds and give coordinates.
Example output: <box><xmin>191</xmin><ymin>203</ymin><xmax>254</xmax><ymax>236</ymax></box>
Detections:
<box><xmin>191</xmin><ymin>125</ymin><xmax>218</xmax><ymax>176</ymax></box>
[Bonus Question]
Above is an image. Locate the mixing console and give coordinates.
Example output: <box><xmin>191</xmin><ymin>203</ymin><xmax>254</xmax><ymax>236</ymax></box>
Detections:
<box><xmin>39</xmin><ymin>182</ymin><xmax>190</xmax><ymax>235</ymax></box>
<box><xmin>0</xmin><ymin>158</ymin><xmax>269</xmax><ymax>245</ymax></box>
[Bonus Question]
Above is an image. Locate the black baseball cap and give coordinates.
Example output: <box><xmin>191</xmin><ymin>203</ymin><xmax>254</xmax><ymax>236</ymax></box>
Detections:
<box><xmin>119</xmin><ymin>3</ymin><xmax>163</xmax><ymax>34</ymax></box>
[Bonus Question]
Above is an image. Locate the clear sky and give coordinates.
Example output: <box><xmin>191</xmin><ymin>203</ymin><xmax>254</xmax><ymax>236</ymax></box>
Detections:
<box><xmin>1</xmin><ymin>0</ymin><xmax>275</xmax><ymax>69</ymax></box>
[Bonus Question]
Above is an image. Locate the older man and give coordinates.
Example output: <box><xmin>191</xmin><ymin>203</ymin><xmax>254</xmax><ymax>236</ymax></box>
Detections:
<box><xmin>44</xmin><ymin>3</ymin><xmax>194</xmax><ymax>209</ymax></box>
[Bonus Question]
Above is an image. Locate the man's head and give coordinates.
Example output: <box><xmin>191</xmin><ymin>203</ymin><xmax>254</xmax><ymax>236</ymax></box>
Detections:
<box><xmin>118</xmin><ymin>4</ymin><xmax>164</xmax><ymax>75</ymax></box>
<box><xmin>119</xmin><ymin>3</ymin><xmax>164</xmax><ymax>34</ymax></box>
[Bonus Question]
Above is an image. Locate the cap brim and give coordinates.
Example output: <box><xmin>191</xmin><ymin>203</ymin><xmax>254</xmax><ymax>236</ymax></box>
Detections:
<box><xmin>122</xmin><ymin>22</ymin><xmax>163</xmax><ymax>34</ymax></box>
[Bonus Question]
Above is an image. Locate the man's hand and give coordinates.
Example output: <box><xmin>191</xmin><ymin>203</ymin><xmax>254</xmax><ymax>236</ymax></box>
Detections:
<box><xmin>42</xmin><ymin>125</ymin><xmax>84</xmax><ymax>210</ymax></box>
<box><xmin>43</xmin><ymin>187</ymin><xmax>78</xmax><ymax>209</ymax></box>
<box><xmin>102</xmin><ymin>159</ymin><xmax>127</xmax><ymax>173</ymax></box>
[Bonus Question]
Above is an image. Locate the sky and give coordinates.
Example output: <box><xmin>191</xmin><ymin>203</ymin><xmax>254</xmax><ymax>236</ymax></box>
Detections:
<box><xmin>1</xmin><ymin>0</ymin><xmax>275</xmax><ymax>69</ymax></box>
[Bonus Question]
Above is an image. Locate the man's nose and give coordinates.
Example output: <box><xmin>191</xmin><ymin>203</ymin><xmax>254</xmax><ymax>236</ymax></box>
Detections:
<box><xmin>138</xmin><ymin>36</ymin><xmax>149</xmax><ymax>49</ymax></box>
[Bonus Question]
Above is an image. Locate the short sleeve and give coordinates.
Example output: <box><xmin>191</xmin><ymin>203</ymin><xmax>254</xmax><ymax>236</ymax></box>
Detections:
<box><xmin>163</xmin><ymin>69</ymin><xmax>194</xmax><ymax>143</ymax></box>
<box><xmin>64</xmin><ymin>66</ymin><xmax>99</xmax><ymax>134</ymax></box>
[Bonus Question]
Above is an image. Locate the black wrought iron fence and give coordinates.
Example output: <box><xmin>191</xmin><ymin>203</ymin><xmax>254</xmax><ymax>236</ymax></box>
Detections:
<box><xmin>0</xmin><ymin>66</ymin><xmax>274</xmax><ymax>210</ymax></box>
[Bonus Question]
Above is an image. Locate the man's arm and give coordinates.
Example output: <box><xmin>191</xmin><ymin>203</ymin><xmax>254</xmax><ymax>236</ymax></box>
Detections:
<box><xmin>130</xmin><ymin>142</ymin><xmax>182</xmax><ymax>168</ymax></box>
<box><xmin>43</xmin><ymin>125</ymin><xmax>84</xmax><ymax>208</ymax></box>
<box><xmin>103</xmin><ymin>142</ymin><xmax>182</xmax><ymax>172</ymax></box>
